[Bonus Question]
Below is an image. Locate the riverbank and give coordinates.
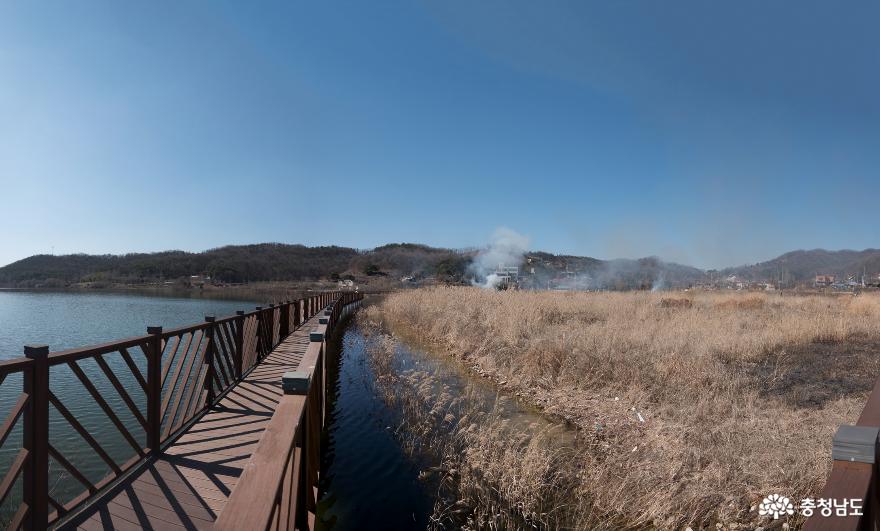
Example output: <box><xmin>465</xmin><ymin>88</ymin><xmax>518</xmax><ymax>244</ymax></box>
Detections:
<box><xmin>367</xmin><ymin>287</ymin><xmax>880</xmax><ymax>529</ymax></box>
<box><xmin>0</xmin><ymin>281</ymin><xmax>358</xmax><ymax>304</ymax></box>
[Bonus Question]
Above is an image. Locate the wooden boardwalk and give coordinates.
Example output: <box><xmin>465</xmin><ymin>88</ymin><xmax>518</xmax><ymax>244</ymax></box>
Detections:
<box><xmin>65</xmin><ymin>313</ymin><xmax>322</xmax><ymax>530</ymax></box>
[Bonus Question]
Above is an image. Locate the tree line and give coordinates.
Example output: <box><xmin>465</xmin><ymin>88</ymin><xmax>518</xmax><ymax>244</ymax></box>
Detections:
<box><xmin>0</xmin><ymin>243</ymin><xmax>471</xmax><ymax>287</ymax></box>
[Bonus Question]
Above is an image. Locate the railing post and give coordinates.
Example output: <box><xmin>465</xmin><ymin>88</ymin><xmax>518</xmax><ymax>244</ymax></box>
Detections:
<box><xmin>254</xmin><ymin>306</ymin><xmax>264</xmax><ymax>360</ymax></box>
<box><xmin>146</xmin><ymin>326</ymin><xmax>163</xmax><ymax>455</ymax></box>
<box><xmin>294</xmin><ymin>299</ymin><xmax>301</xmax><ymax>329</ymax></box>
<box><xmin>205</xmin><ymin>316</ymin><xmax>216</xmax><ymax>405</ymax></box>
<box><xmin>267</xmin><ymin>304</ymin><xmax>274</xmax><ymax>349</ymax></box>
<box><xmin>234</xmin><ymin>311</ymin><xmax>245</xmax><ymax>379</ymax></box>
<box><xmin>269</xmin><ymin>303</ymin><xmax>277</xmax><ymax>348</ymax></box>
<box><xmin>23</xmin><ymin>344</ymin><xmax>49</xmax><ymax>529</ymax></box>
<box><xmin>280</xmin><ymin>301</ymin><xmax>290</xmax><ymax>338</ymax></box>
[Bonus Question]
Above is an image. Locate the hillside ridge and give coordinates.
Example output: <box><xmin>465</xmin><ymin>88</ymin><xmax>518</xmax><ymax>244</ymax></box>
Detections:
<box><xmin>3</xmin><ymin>243</ymin><xmax>879</xmax><ymax>289</ymax></box>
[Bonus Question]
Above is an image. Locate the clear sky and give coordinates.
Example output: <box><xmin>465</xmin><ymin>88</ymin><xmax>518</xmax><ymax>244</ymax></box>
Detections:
<box><xmin>1</xmin><ymin>1</ymin><xmax>877</xmax><ymax>269</ymax></box>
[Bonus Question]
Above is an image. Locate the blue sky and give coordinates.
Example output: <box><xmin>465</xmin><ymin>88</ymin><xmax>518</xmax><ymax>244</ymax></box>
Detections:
<box><xmin>1</xmin><ymin>1</ymin><xmax>878</xmax><ymax>269</ymax></box>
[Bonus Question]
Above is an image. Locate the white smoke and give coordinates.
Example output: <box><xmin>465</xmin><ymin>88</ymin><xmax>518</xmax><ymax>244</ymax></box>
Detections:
<box><xmin>470</xmin><ymin>227</ymin><xmax>530</xmax><ymax>289</ymax></box>
<box><xmin>651</xmin><ymin>273</ymin><xmax>666</xmax><ymax>292</ymax></box>
<box><xmin>483</xmin><ymin>273</ymin><xmax>503</xmax><ymax>289</ymax></box>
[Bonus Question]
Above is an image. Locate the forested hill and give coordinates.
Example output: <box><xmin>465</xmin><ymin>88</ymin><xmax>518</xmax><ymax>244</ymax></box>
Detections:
<box><xmin>0</xmin><ymin>244</ymin><xmax>357</xmax><ymax>285</ymax></box>
<box><xmin>0</xmin><ymin>243</ymin><xmax>468</xmax><ymax>287</ymax></box>
<box><xmin>722</xmin><ymin>249</ymin><xmax>880</xmax><ymax>282</ymax></box>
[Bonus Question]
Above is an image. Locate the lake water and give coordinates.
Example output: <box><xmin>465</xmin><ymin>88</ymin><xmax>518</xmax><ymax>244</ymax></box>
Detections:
<box><xmin>0</xmin><ymin>290</ymin><xmax>260</xmax><ymax>527</ymax></box>
<box><xmin>0</xmin><ymin>290</ymin><xmax>262</xmax><ymax>360</ymax></box>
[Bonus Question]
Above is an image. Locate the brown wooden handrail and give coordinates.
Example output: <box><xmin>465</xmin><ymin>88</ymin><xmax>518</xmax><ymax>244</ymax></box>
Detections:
<box><xmin>214</xmin><ymin>392</ymin><xmax>308</xmax><ymax>530</ymax></box>
<box><xmin>0</xmin><ymin>290</ymin><xmax>355</xmax><ymax>530</ymax></box>
<box><xmin>215</xmin><ymin>291</ymin><xmax>363</xmax><ymax>531</ymax></box>
<box><xmin>805</xmin><ymin>372</ymin><xmax>880</xmax><ymax>530</ymax></box>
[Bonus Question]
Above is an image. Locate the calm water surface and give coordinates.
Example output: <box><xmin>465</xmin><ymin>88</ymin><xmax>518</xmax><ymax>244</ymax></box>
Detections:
<box><xmin>0</xmin><ymin>290</ymin><xmax>260</xmax><ymax>526</ymax></box>
<box><xmin>316</xmin><ymin>323</ymin><xmax>434</xmax><ymax>530</ymax></box>
<box><xmin>0</xmin><ymin>290</ymin><xmax>261</xmax><ymax>359</ymax></box>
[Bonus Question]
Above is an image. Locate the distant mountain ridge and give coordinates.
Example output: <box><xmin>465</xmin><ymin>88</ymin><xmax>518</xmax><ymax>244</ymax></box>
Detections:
<box><xmin>1</xmin><ymin>244</ymin><xmax>878</xmax><ymax>289</ymax></box>
<box><xmin>722</xmin><ymin>249</ymin><xmax>880</xmax><ymax>282</ymax></box>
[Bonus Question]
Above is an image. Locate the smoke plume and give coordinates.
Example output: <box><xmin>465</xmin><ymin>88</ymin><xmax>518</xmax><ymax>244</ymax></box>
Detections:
<box><xmin>470</xmin><ymin>227</ymin><xmax>530</xmax><ymax>289</ymax></box>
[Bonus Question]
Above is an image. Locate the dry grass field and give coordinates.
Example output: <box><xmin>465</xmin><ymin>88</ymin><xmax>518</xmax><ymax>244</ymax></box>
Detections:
<box><xmin>368</xmin><ymin>287</ymin><xmax>880</xmax><ymax>529</ymax></box>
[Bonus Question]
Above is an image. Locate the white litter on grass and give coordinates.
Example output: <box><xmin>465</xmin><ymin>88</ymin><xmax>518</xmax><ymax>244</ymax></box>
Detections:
<box><xmin>636</xmin><ymin>412</ymin><xmax>645</xmax><ymax>423</ymax></box>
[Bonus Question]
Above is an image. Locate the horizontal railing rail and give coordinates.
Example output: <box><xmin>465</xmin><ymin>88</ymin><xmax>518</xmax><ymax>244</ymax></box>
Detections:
<box><xmin>215</xmin><ymin>291</ymin><xmax>363</xmax><ymax>531</ymax></box>
<box><xmin>0</xmin><ymin>291</ymin><xmax>352</xmax><ymax>530</ymax></box>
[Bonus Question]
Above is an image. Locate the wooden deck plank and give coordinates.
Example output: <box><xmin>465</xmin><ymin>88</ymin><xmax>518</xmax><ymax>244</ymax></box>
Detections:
<box><xmin>63</xmin><ymin>309</ymin><xmax>331</xmax><ymax>530</ymax></box>
<box><xmin>179</xmin><ymin>420</ymin><xmax>270</xmax><ymax>439</ymax></box>
<box><xmin>127</xmin><ymin>477</ymin><xmax>222</xmax><ymax>513</ymax></box>
<box><xmin>172</xmin><ymin>427</ymin><xmax>267</xmax><ymax>445</ymax></box>
<box><xmin>79</xmin><ymin>511</ymin><xmax>150</xmax><ymax>531</ymax></box>
<box><xmin>106</xmin><ymin>491</ymin><xmax>213</xmax><ymax>528</ymax></box>
<box><xmin>132</xmin><ymin>473</ymin><xmax>231</xmax><ymax>504</ymax></box>
<box><xmin>164</xmin><ymin>440</ymin><xmax>259</xmax><ymax>459</ymax></box>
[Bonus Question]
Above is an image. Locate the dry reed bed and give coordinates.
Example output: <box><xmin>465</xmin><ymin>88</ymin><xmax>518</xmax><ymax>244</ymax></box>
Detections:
<box><xmin>368</xmin><ymin>288</ymin><xmax>880</xmax><ymax>529</ymax></box>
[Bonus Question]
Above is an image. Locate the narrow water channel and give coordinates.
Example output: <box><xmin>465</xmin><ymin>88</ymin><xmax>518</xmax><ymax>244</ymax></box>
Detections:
<box><xmin>317</xmin><ymin>317</ymin><xmax>575</xmax><ymax>530</ymax></box>
<box><xmin>316</xmin><ymin>321</ymin><xmax>434</xmax><ymax>530</ymax></box>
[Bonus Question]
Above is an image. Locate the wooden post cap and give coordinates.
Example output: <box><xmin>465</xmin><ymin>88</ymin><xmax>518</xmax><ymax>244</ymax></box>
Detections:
<box><xmin>833</xmin><ymin>425</ymin><xmax>880</xmax><ymax>463</ymax></box>
<box><xmin>281</xmin><ymin>371</ymin><xmax>310</xmax><ymax>394</ymax></box>
<box><xmin>24</xmin><ymin>344</ymin><xmax>49</xmax><ymax>357</ymax></box>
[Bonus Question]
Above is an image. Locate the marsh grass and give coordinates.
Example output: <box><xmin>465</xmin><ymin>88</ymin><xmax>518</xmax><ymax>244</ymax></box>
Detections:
<box><xmin>365</xmin><ymin>288</ymin><xmax>880</xmax><ymax>529</ymax></box>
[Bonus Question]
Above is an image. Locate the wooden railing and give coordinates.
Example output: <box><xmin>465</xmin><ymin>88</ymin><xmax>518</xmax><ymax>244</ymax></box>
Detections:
<box><xmin>0</xmin><ymin>291</ymin><xmax>355</xmax><ymax>530</ymax></box>
<box><xmin>214</xmin><ymin>291</ymin><xmax>362</xmax><ymax>531</ymax></box>
<box><xmin>805</xmin><ymin>375</ymin><xmax>880</xmax><ymax>530</ymax></box>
